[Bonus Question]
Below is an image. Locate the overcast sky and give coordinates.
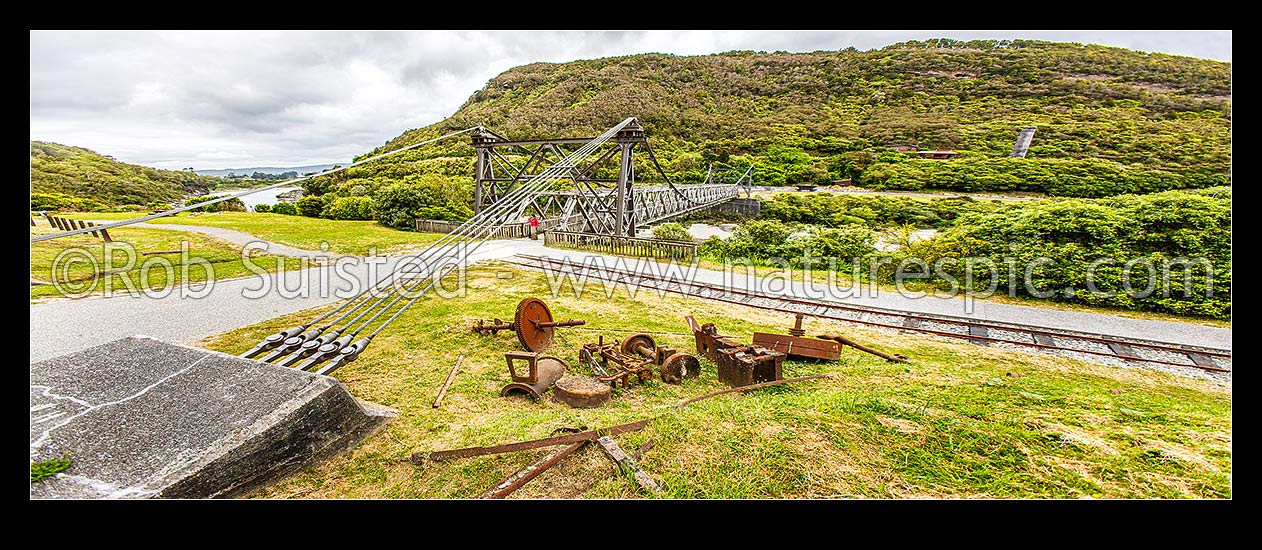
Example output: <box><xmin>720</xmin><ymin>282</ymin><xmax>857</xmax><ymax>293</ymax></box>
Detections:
<box><xmin>30</xmin><ymin>30</ymin><xmax>1231</xmax><ymax>170</ymax></box>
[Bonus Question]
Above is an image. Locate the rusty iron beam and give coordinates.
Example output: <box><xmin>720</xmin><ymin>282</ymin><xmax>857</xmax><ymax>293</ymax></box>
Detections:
<box><xmin>478</xmin><ymin>440</ymin><xmax>589</xmax><ymax>499</ymax></box>
<box><xmin>816</xmin><ymin>334</ymin><xmax>908</xmax><ymax>363</ymax></box>
<box><xmin>432</xmin><ymin>354</ymin><xmax>464</xmax><ymax>409</ymax></box>
<box><xmin>632</xmin><ymin>438</ymin><xmax>655</xmax><ymax>462</ymax></box>
<box><xmin>417</xmin><ymin>374</ymin><xmax>831</xmax><ymax>466</ymax></box>
<box><xmin>417</xmin><ymin>419</ymin><xmax>651</xmax><ymax>464</ymax></box>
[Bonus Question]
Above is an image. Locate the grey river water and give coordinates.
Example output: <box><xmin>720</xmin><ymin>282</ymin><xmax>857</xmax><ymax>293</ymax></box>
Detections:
<box><xmin>219</xmin><ymin>186</ymin><xmax>301</xmax><ymax>210</ymax></box>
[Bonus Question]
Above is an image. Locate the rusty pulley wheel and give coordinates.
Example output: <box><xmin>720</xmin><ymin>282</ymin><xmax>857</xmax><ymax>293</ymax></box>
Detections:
<box><xmin>660</xmin><ymin>353</ymin><xmax>701</xmax><ymax>384</ymax></box>
<box><xmin>620</xmin><ymin>333</ymin><xmax>656</xmax><ymax>356</ymax></box>
<box><xmin>514</xmin><ymin>297</ymin><xmax>555</xmax><ymax>352</ymax></box>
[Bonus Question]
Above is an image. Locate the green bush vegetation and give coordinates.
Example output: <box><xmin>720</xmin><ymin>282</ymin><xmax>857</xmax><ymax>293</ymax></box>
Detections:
<box><xmin>270</xmin><ymin>202</ymin><xmax>298</xmax><ymax>215</ymax></box>
<box><xmin>30</xmin><ymin>192</ymin><xmax>107</xmax><ymax>212</ymax></box>
<box><xmin>651</xmin><ymin>222</ymin><xmax>693</xmax><ymax>241</ymax></box>
<box><xmin>253</xmin><ymin>203</ymin><xmax>272</xmax><ymax>213</ymax></box>
<box><xmin>334</xmin><ymin>40</ymin><xmax>1227</xmax><ymax>199</ymax></box>
<box><xmin>700</xmin><ymin>219</ymin><xmax>877</xmax><ymax>265</ymax></box>
<box><xmin>31</xmin><ymin>141</ymin><xmax>222</xmax><ymax>207</ymax></box>
<box><xmin>370</xmin><ymin>175</ymin><xmax>473</xmax><ymax>231</ymax></box>
<box><xmin>325</xmin><ymin>196</ymin><xmax>375</xmax><ymax>220</ymax></box>
<box><xmin>702</xmin><ymin>188</ymin><xmax>1230</xmax><ymax>318</ymax></box>
<box><xmin>761</xmin><ymin>193</ymin><xmax>1001</xmax><ymax>229</ymax></box>
<box><xmin>296</xmin><ymin>195</ymin><xmax>327</xmax><ymax>217</ymax></box>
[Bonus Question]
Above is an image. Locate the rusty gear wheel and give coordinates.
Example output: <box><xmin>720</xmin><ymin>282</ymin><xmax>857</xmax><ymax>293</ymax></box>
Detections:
<box><xmin>514</xmin><ymin>297</ymin><xmax>555</xmax><ymax>352</ymax></box>
<box><xmin>620</xmin><ymin>333</ymin><xmax>656</xmax><ymax>356</ymax></box>
<box><xmin>660</xmin><ymin>353</ymin><xmax>701</xmax><ymax>384</ymax></box>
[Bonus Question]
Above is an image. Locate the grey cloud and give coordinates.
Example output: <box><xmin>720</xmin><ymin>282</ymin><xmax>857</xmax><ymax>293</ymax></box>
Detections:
<box><xmin>30</xmin><ymin>30</ymin><xmax>1230</xmax><ymax>169</ymax></box>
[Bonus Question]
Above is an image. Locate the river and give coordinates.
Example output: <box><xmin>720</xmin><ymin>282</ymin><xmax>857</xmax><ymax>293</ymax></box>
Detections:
<box><xmin>216</xmin><ymin>186</ymin><xmax>301</xmax><ymax>210</ymax></box>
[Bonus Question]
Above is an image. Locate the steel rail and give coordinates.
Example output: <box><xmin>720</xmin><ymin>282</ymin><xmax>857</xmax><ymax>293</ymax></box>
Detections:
<box><xmin>503</xmin><ymin>255</ymin><xmax>1231</xmax><ymax>373</ymax></box>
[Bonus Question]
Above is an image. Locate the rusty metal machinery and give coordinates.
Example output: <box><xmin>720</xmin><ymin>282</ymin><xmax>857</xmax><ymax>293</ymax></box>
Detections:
<box><xmin>580</xmin><ymin>336</ymin><xmax>654</xmax><ymax>389</ymax></box>
<box><xmin>472</xmin><ymin>297</ymin><xmax>585</xmax><ymax>352</ymax></box>
<box><xmin>500</xmin><ymin>351</ymin><xmax>568</xmax><ymax>401</ymax></box>
<box><xmin>580</xmin><ymin>333</ymin><xmax>700</xmax><ymax>387</ymax></box>
<box><xmin>752</xmin><ymin>314</ymin><xmax>841</xmax><ymax>361</ymax></box>
<box><xmin>552</xmin><ymin>376</ymin><xmax>613</xmax><ymax>408</ymax></box>
<box><xmin>685</xmin><ymin>315</ymin><xmax>786</xmax><ymax>388</ymax></box>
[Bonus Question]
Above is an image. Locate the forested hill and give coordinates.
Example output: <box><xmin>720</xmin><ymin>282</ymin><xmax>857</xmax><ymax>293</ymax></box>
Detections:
<box><xmin>31</xmin><ymin>141</ymin><xmax>222</xmax><ymax>209</ymax></box>
<box><xmin>326</xmin><ymin>39</ymin><xmax>1230</xmax><ymax>198</ymax></box>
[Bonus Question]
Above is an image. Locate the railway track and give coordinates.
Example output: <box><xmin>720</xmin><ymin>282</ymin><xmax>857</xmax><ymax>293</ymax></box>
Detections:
<box><xmin>504</xmin><ymin>254</ymin><xmax>1232</xmax><ymax>376</ymax></box>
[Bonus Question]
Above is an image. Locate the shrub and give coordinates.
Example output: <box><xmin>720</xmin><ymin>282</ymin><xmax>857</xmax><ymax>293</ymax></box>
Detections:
<box><xmin>296</xmin><ymin>195</ymin><xmax>327</xmax><ymax>217</ymax></box>
<box><xmin>30</xmin><ymin>192</ymin><xmax>108</xmax><ymax>212</ymax></box>
<box><xmin>373</xmin><ymin>174</ymin><xmax>473</xmax><ymax>231</ymax></box>
<box><xmin>651</xmin><ymin>222</ymin><xmax>693</xmax><ymax>242</ymax></box>
<box><xmin>270</xmin><ymin>202</ymin><xmax>298</xmax><ymax>215</ymax></box>
<box><xmin>253</xmin><ymin>203</ymin><xmax>272</xmax><ymax>213</ymax></box>
<box><xmin>325</xmin><ymin>196</ymin><xmax>374</xmax><ymax>220</ymax></box>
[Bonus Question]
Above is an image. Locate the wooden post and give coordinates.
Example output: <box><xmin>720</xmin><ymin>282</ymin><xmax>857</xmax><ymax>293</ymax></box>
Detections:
<box><xmin>596</xmin><ymin>435</ymin><xmax>663</xmax><ymax>495</ymax></box>
<box><xmin>432</xmin><ymin>354</ymin><xmax>464</xmax><ymax>409</ymax></box>
<box><xmin>76</xmin><ymin>219</ymin><xmax>99</xmax><ymax>238</ymax></box>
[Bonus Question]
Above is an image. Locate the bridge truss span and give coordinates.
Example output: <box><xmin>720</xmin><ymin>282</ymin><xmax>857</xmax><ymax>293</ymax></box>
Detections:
<box><xmin>471</xmin><ymin>120</ymin><xmax>752</xmax><ymax>236</ymax></box>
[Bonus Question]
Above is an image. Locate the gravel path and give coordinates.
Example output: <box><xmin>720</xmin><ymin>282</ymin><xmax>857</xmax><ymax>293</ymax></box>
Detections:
<box><xmin>86</xmin><ymin>220</ymin><xmax>335</xmax><ymax>259</ymax></box>
<box><xmin>29</xmin><ymin>236</ymin><xmax>531</xmax><ymax>363</ymax></box>
<box><xmin>31</xmin><ymin>232</ymin><xmax>1230</xmax><ymax>363</ymax></box>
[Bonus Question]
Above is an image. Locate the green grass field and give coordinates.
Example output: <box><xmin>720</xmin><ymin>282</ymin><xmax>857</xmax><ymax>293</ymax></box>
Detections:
<box><xmin>200</xmin><ymin>262</ymin><xmax>1231</xmax><ymax>499</ymax></box>
<box><xmin>59</xmin><ymin>212</ymin><xmax>442</xmax><ymax>255</ymax></box>
<box><xmin>30</xmin><ymin>224</ymin><xmax>302</xmax><ymax>300</ymax></box>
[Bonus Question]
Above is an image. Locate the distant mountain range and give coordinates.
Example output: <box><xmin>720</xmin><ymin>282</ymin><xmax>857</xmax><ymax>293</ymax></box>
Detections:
<box><xmin>194</xmin><ymin>164</ymin><xmax>340</xmax><ymax>178</ymax></box>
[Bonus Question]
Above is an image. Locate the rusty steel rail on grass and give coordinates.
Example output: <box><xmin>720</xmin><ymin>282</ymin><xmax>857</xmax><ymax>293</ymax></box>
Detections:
<box><xmin>503</xmin><ymin>255</ymin><xmax>1231</xmax><ymax>374</ymax></box>
<box><xmin>478</xmin><ymin>441</ymin><xmax>589</xmax><ymax>499</ymax></box>
<box><xmin>418</xmin><ymin>419</ymin><xmax>652</xmax><ymax>464</ymax></box>
<box><xmin>414</xmin><ymin>374</ymin><xmax>832</xmax><ymax>465</ymax></box>
<box><xmin>816</xmin><ymin>334</ymin><xmax>908</xmax><ymax>363</ymax></box>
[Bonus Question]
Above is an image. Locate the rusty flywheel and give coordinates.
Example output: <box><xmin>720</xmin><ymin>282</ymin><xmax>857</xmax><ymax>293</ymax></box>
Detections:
<box><xmin>514</xmin><ymin>297</ymin><xmax>556</xmax><ymax>352</ymax></box>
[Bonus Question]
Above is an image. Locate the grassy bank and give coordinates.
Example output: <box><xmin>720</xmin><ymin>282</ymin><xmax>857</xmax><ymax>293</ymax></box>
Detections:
<box><xmin>30</xmin><ymin>224</ymin><xmax>302</xmax><ymax>300</ymax></box>
<box><xmin>59</xmin><ymin>212</ymin><xmax>442</xmax><ymax>255</ymax></box>
<box><xmin>200</xmin><ymin>262</ymin><xmax>1231</xmax><ymax>498</ymax></box>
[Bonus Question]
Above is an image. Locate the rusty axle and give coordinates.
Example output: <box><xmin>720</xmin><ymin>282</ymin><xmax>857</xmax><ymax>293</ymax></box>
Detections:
<box><xmin>816</xmin><ymin>334</ymin><xmax>908</xmax><ymax>363</ymax></box>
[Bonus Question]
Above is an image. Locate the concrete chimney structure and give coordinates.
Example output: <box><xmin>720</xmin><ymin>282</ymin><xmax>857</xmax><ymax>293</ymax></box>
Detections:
<box><xmin>1010</xmin><ymin>126</ymin><xmax>1037</xmax><ymax>158</ymax></box>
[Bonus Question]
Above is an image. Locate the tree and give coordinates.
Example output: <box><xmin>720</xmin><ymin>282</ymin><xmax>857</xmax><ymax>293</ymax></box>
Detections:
<box><xmin>296</xmin><ymin>195</ymin><xmax>327</xmax><ymax>217</ymax></box>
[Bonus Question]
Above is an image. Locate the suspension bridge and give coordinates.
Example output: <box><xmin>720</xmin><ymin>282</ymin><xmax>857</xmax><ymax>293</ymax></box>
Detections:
<box><xmin>32</xmin><ymin>117</ymin><xmax>755</xmax><ymax>375</ymax></box>
<box><xmin>32</xmin><ymin>116</ymin><xmax>762</xmax><ymax>498</ymax></box>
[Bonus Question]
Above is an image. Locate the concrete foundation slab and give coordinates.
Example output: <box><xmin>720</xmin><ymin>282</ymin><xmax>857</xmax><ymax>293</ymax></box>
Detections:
<box><xmin>30</xmin><ymin>336</ymin><xmax>395</xmax><ymax>499</ymax></box>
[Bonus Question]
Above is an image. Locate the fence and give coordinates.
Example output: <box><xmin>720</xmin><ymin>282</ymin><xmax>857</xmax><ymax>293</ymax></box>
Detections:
<box><xmin>40</xmin><ymin>213</ymin><xmax>111</xmax><ymax>241</ymax></box>
<box><xmin>544</xmin><ymin>230</ymin><xmax>697</xmax><ymax>261</ymax></box>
